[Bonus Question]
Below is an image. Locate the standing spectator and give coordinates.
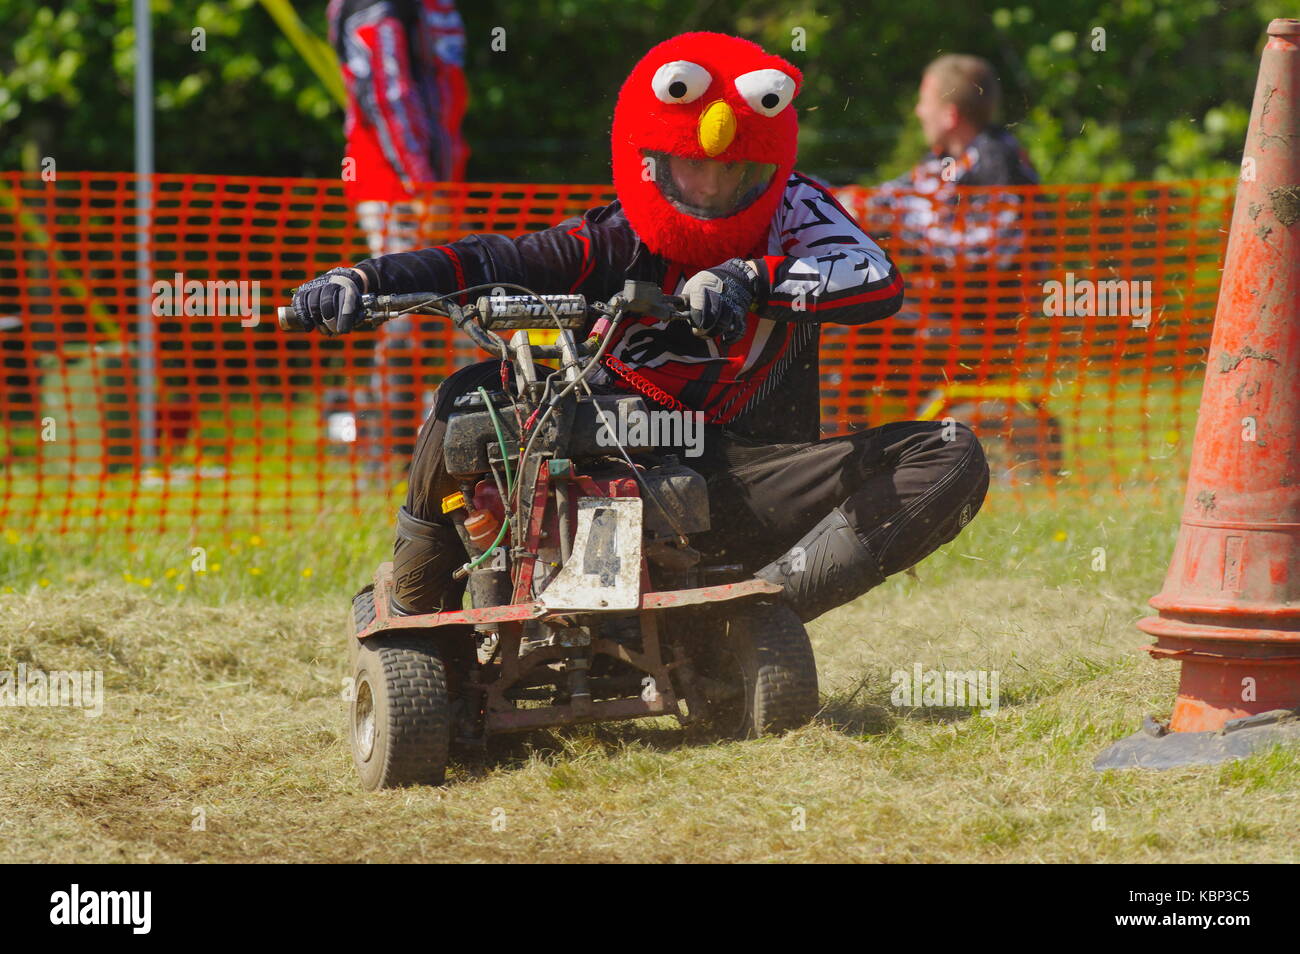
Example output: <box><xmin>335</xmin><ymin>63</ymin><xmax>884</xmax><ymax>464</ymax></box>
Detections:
<box><xmin>867</xmin><ymin>54</ymin><xmax>1056</xmax><ymax>481</ymax></box>
<box><xmin>881</xmin><ymin>53</ymin><xmax>1038</xmax><ymax>262</ymax></box>
<box><xmin>328</xmin><ymin>0</ymin><xmax>469</xmax><ymax>474</ymax></box>
<box><xmin>899</xmin><ymin>54</ymin><xmax>1038</xmax><ymax>189</ymax></box>
<box><xmin>867</xmin><ymin>55</ymin><xmax>1038</xmax><ymax>401</ymax></box>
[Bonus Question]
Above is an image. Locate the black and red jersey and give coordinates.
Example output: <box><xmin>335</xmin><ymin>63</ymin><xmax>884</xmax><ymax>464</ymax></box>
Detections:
<box><xmin>328</xmin><ymin>0</ymin><xmax>469</xmax><ymax>201</ymax></box>
<box><xmin>353</xmin><ymin>173</ymin><xmax>904</xmax><ymax>442</ymax></box>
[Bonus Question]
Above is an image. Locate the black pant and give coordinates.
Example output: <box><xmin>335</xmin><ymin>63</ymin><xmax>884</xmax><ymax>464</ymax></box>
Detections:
<box><xmin>404</xmin><ymin>361</ymin><xmax>989</xmax><ymax>590</ymax></box>
<box><xmin>686</xmin><ymin>420</ymin><xmax>988</xmax><ymax>578</ymax></box>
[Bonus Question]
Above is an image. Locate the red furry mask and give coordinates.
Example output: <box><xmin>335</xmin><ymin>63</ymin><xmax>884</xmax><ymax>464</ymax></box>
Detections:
<box><xmin>611</xmin><ymin>32</ymin><xmax>802</xmax><ymax>270</ymax></box>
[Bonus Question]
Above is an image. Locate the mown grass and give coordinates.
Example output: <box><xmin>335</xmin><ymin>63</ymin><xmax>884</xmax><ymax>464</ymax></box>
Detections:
<box><xmin>2</xmin><ymin>474</ymin><xmax>1297</xmax><ymax>863</ymax></box>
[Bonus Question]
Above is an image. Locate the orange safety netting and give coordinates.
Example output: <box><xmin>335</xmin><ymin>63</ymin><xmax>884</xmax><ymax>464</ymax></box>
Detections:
<box><xmin>0</xmin><ymin>172</ymin><xmax>1233</xmax><ymax>535</ymax></box>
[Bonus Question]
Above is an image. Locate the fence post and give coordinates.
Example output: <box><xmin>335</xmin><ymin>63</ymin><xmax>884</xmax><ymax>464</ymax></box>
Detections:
<box><xmin>133</xmin><ymin>0</ymin><xmax>156</xmax><ymax>465</ymax></box>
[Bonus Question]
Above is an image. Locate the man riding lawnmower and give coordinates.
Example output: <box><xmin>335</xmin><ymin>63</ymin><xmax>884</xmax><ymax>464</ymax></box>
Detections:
<box><xmin>293</xmin><ymin>31</ymin><xmax>990</xmax><ymax>626</ymax></box>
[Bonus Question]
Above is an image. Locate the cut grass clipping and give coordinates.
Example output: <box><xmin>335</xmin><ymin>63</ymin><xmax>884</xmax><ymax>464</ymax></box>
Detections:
<box><xmin>2</xmin><ymin>478</ymin><xmax>1297</xmax><ymax>863</ymax></box>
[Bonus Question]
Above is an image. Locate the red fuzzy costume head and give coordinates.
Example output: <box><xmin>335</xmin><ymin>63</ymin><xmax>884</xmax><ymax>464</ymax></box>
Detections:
<box><xmin>611</xmin><ymin>32</ymin><xmax>802</xmax><ymax>271</ymax></box>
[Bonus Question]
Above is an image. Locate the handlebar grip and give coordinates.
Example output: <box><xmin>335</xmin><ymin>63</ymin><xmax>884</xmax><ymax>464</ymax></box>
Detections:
<box><xmin>277</xmin><ymin>306</ymin><xmax>307</xmax><ymax>331</ymax></box>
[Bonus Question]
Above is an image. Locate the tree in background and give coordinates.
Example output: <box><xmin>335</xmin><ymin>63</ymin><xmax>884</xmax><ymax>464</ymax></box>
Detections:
<box><xmin>0</xmin><ymin>0</ymin><xmax>1292</xmax><ymax>184</ymax></box>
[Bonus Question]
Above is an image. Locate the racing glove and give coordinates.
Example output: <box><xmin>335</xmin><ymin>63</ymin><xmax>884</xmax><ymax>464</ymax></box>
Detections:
<box><xmin>682</xmin><ymin>258</ymin><xmax>763</xmax><ymax>346</ymax></box>
<box><xmin>291</xmin><ymin>267</ymin><xmax>366</xmax><ymax>335</ymax></box>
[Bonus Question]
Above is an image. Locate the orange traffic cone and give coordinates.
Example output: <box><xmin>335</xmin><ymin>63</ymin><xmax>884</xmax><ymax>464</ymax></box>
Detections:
<box><xmin>1096</xmin><ymin>18</ymin><xmax>1300</xmax><ymax>769</ymax></box>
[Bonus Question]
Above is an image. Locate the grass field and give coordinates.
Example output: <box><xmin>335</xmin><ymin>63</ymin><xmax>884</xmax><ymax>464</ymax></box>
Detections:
<box><xmin>2</xmin><ymin>474</ymin><xmax>1298</xmax><ymax>864</ymax></box>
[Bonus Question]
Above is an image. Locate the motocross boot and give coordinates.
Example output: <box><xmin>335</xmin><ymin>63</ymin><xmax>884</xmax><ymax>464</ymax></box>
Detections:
<box><xmin>390</xmin><ymin>506</ymin><xmax>467</xmax><ymax>617</ymax></box>
<box><xmin>755</xmin><ymin>506</ymin><xmax>886</xmax><ymax>623</ymax></box>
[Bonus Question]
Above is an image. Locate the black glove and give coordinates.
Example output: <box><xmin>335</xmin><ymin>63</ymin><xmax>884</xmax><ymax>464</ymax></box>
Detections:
<box><xmin>291</xmin><ymin>267</ymin><xmax>365</xmax><ymax>335</ymax></box>
<box><xmin>681</xmin><ymin>258</ymin><xmax>759</xmax><ymax>346</ymax></box>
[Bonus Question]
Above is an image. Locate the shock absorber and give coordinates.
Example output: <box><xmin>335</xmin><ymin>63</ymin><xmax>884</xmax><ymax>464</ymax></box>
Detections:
<box><xmin>556</xmin><ymin>625</ymin><xmax>593</xmax><ymax>716</ymax></box>
<box><xmin>565</xmin><ymin>650</ymin><xmax>592</xmax><ymax>716</ymax></box>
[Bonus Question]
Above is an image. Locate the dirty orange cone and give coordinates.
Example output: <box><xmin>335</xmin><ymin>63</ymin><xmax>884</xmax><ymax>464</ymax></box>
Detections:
<box><xmin>1096</xmin><ymin>18</ymin><xmax>1300</xmax><ymax>769</ymax></box>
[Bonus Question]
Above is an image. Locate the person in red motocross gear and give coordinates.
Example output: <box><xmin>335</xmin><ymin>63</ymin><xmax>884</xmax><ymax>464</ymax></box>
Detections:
<box><xmin>329</xmin><ymin>0</ymin><xmax>469</xmax><ymax>468</ymax></box>
<box><xmin>293</xmin><ymin>32</ymin><xmax>990</xmax><ymax>624</ymax></box>
<box><xmin>329</xmin><ymin>0</ymin><xmax>468</xmax><ymax>209</ymax></box>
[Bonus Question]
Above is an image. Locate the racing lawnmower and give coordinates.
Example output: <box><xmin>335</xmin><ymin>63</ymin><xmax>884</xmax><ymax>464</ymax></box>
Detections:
<box><xmin>279</xmin><ymin>281</ymin><xmax>819</xmax><ymax>789</ymax></box>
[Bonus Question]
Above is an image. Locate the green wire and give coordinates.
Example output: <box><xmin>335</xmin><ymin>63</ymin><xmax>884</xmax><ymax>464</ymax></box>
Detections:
<box><xmin>477</xmin><ymin>386</ymin><xmax>514</xmax><ymax>495</ymax></box>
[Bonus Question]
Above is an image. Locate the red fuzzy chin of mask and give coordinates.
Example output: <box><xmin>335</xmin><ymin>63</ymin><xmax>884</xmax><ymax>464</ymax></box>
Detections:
<box><xmin>611</xmin><ymin>32</ymin><xmax>801</xmax><ymax>271</ymax></box>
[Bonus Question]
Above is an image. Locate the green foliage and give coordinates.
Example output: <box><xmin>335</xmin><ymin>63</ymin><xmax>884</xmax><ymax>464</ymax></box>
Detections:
<box><xmin>0</xmin><ymin>0</ymin><xmax>1290</xmax><ymax>183</ymax></box>
<box><xmin>0</xmin><ymin>0</ymin><xmax>339</xmax><ymax>176</ymax></box>
<box><xmin>989</xmin><ymin>0</ymin><xmax>1284</xmax><ymax>182</ymax></box>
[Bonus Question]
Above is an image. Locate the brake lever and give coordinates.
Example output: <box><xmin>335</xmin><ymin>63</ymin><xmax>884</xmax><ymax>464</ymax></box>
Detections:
<box><xmin>620</xmin><ymin>279</ymin><xmax>689</xmax><ymax>321</ymax></box>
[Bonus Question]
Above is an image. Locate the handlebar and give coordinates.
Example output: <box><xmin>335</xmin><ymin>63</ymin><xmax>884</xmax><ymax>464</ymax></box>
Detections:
<box><xmin>276</xmin><ymin>293</ymin><xmax>457</xmax><ymax>332</ymax></box>
<box><xmin>277</xmin><ymin>281</ymin><xmax>691</xmax><ymax>335</ymax></box>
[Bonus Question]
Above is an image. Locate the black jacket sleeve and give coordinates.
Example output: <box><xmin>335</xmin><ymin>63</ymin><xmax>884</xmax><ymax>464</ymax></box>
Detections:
<box><xmin>351</xmin><ymin>202</ymin><xmax>643</xmax><ymax>302</ymax></box>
